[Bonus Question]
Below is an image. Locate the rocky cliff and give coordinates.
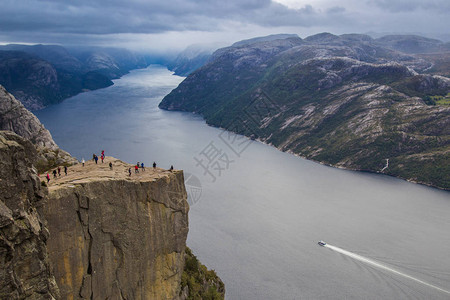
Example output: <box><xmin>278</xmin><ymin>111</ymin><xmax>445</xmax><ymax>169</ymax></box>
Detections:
<box><xmin>0</xmin><ymin>131</ymin><xmax>59</xmax><ymax>299</ymax></box>
<box><xmin>0</xmin><ymin>83</ymin><xmax>223</xmax><ymax>298</ymax></box>
<box><xmin>0</xmin><ymin>132</ymin><xmax>223</xmax><ymax>299</ymax></box>
<box><xmin>160</xmin><ymin>33</ymin><xmax>450</xmax><ymax>189</ymax></box>
<box><xmin>0</xmin><ymin>85</ymin><xmax>76</xmax><ymax>172</ymax></box>
<box><xmin>43</xmin><ymin>158</ymin><xmax>190</xmax><ymax>299</ymax></box>
<box><xmin>0</xmin><ymin>85</ymin><xmax>57</xmax><ymax>149</ymax></box>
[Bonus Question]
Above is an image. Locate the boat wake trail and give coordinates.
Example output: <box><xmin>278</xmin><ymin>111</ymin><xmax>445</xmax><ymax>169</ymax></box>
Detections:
<box><xmin>323</xmin><ymin>243</ymin><xmax>450</xmax><ymax>295</ymax></box>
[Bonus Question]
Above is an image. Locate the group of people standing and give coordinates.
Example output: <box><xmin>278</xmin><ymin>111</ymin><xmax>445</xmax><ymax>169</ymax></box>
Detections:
<box><xmin>92</xmin><ymin>150</ymin><xmax>106</xmax><ymax>164</ymax></box>
<box><xmin>128</xmin><ymin>161</ymin><xmax>163</xmax><ymax>176</ymax></box>
<box><xmin>46</xmin><ymin>149</ymin><xmax>108</xmax><ymax>184</ymax></box>
<box><xmin>134</xmin><ymin>161</ymin><xmax>145</xmax><ymax>173</ymax></box>
<box><xmin>45</xmin><ymin>165</ymin><xmax>68</xmax><ymax>183</ymax></box>
<box><xmin>44</xmin><ymin>148</ymin><xmax>176</xmax><ymax>183</ymax></box>
<box><xmin>84</xmin><ymin>150</ymin><xmax>110</xmax><ymax>166</ymax></box>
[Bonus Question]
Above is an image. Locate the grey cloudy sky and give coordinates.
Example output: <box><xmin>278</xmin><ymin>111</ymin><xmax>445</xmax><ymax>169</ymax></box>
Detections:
<box><xmin>0</xmin><ymin>0</ymin><xmax>449</xmax><ymax>52</ymax></box>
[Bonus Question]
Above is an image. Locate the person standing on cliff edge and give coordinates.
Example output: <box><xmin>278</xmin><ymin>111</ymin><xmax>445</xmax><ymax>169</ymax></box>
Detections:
<box><xmin>153</xmin><ymin>162</ymin><xmax>156</xmax><ymax>169</ymax></box>
<box><xmin>94</xmin><ymin>155</ymin><xmax>98</xmax><ymax>164</ymax></box>
<box><xmin>128</xmin><ymin>168</ymin><xmax>132</xmax><ymax>176</ymax></box>
<box><xmin>64</xmin><ymin>166</ymin><xmax>68</xmax><ymax>175</ymax></box>
<box><xmin>82</xmin><ymin>158</ymin><xmax>85</xmax><ymax>167</ymax></box>
<box><xmin>46</xmin><ymin>173</ymin><xmax>50</xmax><ymax>183</ymax></box>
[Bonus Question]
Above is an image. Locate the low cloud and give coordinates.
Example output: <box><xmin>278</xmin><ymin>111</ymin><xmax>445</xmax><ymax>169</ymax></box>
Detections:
<box><xmin>368</xmin><ymin>0</ymin><xmax>450</xmax><ymax>13</ymax></box>
<box><xmin>0</xmin><ymin>0</ymin><xmax>448</xmax><ymax>50</ymax></box>
<box><xmin>326</xmin><ymin>6</ymin><xmax>346</xmax><ymax>14</ymax></box>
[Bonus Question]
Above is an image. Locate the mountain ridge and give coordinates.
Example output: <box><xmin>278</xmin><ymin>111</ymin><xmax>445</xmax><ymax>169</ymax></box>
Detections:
<box><xmin>0</xmin><ymin>44</ymin><xmax>149</xmax><ymax>110</ymax></box>
<box><xmin>160</xmin><ymin>33</ymin><xmax>450</xmax><ymax>190</ymax></box>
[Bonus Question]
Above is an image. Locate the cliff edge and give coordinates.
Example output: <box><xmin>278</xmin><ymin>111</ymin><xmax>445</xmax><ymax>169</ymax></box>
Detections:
<box><xmin>0</xmin><ymin>130</ymin><xmax>224</xmax><ymax>299</ymax></box>
<box><xmin>42</xmin><ymin>157</ymin><xmax>189</xmax><ymax>299</ymax></box>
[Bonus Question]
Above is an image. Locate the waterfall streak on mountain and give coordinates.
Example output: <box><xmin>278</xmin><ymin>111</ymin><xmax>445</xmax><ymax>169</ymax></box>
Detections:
<box><xmin>381</xmin><ymin>159</ymin><xmax>389</xmax><ymax>172</ymax></box>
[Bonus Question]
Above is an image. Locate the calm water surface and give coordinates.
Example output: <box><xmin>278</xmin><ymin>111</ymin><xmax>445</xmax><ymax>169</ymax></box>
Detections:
<box><xmin>35</xmin><ymin>65</ymin><xmax>450</xmax><ymax>300</ymax></box>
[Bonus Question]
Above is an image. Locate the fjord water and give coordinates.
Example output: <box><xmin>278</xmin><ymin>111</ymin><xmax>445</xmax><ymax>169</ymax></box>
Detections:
<box><xmin>35</xmin><ymin>65</ymin><xmax>450</xmax><ymax>299</ymax></box>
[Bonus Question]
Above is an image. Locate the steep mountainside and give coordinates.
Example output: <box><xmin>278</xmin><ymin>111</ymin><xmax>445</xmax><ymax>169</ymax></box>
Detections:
<box><xmin>0</xmin><ymin>85</ymin><xmax>56</xmax><ymax>149</ymax></box>
<box><xmin>374</xmin><ymin>35</ymin><xmax>445</xmax><ymax>54</ymax></box>
<box><xmin>167</xmin><ymin>35</ymin><xmax>301</xmax><ymax>77</ymax></box>
<box><xmin>67</xmin><ymin>46</ymin><xmax>149</xmax><ymax>79</ymax></box>
<box><xmin>0</xmin><ymin>44</ymin><xmax>83</xmax><ymax>72</ymax></box>
<box><xmin>0</xmin><ymin>50</ymin><xmax>112</xmax><ymax>110</ymax></box>
<box><xmin>160</xmin><ymin>33</ymin><xmax>450</xmax><ymax>189</ymax></box>
<box><xmin>0</xmin><ymin>85</ymin><xmax>76</xmax><ymax>171</ymax></box>
<box><xmin>0</xmin><ymin>131</ymin><xmax>59</xmax><ymax>299</ymax></box>
<box><xmin>0</xmin><ymin>44</ymin><xmax>148</xmax><ymax>110</ymax></box>
<box><xmin>167</xmin><ymin>45</ymin><xmax>213</xmax><ymax>76</ymax></box>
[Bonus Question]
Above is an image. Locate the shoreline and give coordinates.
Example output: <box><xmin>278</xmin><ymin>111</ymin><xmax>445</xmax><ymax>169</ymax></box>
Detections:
<box><xmin>164</xmin><ymin>108</ymin><xmax>449</xmax><ymax>192</ymax></box>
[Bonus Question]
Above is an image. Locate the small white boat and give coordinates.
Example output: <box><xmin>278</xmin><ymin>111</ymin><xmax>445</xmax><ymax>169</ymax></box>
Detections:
<box><xmin>318</xmin><ymin>241</ymin><xmax>326</xmax><ymax>247</ymax></box>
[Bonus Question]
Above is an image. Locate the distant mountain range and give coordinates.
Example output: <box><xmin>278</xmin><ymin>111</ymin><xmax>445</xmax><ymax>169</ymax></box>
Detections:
<box><xmin>166</xmin><ymin>44</ymin><xmax>216</xmax><ymax>76</ymax></box>
<box><xmin>0</xmin><ymin>44</ymin><xmax>148</xmax><ymax>110</ymax></box>
<box><xmin>166</xmin><ymin>33</ymin><xmax>450</xmax><ymax>76</ymax></box>
<box><xmin>160</xmin><ymin>33</ymin><xmax>450</xmax><ymax>189</ymax></box>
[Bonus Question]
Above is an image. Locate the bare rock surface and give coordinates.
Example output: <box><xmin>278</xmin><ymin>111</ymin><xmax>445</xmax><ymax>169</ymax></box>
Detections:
<box><xmin>0</xmin><ymin>85</ymin><xmax>57</xmax><ymax>149</ymax></box>
<box><xmin>42</xmin><ymin>157</ymin><xmax>189</xmax><ymax>299</ymax></box>
<box><xmin>0</xmin><ymin>131</ymin><xmax>59</xmax><ymax>299</ymax></box>
<box><xmin>0</xmin><ymin>85</ymin><xmax>77</xmax><ymax>171</ymax></box>
<box><xmin>0</xmin><ymin>129</ymin><xmax>220</xmax><ymax>299</ymax></box>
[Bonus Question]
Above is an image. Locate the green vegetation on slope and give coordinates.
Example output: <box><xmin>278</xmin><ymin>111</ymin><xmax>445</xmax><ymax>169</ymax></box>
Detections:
<box><xmin>181</xmin><ymin>247</ymin><xmax>225</xmax><ymax>300</ymax></box>
<box><xmin>160</xmin><ymin>35</ymin><xmax>450</xmax><ymax>190</ymax></box>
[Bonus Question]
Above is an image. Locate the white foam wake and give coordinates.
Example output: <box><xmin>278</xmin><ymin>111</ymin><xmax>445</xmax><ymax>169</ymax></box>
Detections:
<box><xmin>324</xmin><ymin>243</ymin><xmax>450</xmax><ymax>295</ymax></box>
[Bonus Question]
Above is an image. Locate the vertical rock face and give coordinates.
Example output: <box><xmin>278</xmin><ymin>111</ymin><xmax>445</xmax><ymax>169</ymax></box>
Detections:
<box><xmin>0</xmin><ymin>131</ymin><xmax>59</xmax><ymax>299</ymax></box>
<box><xmin>0</xmin><ymin>129</ymin><xmax>219</xmax><ymax>299</ymax></box>
<box><xmin>44</xmin><ymin>159</ymin><xmax>189</xmax><ymax>299</ymax></box>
